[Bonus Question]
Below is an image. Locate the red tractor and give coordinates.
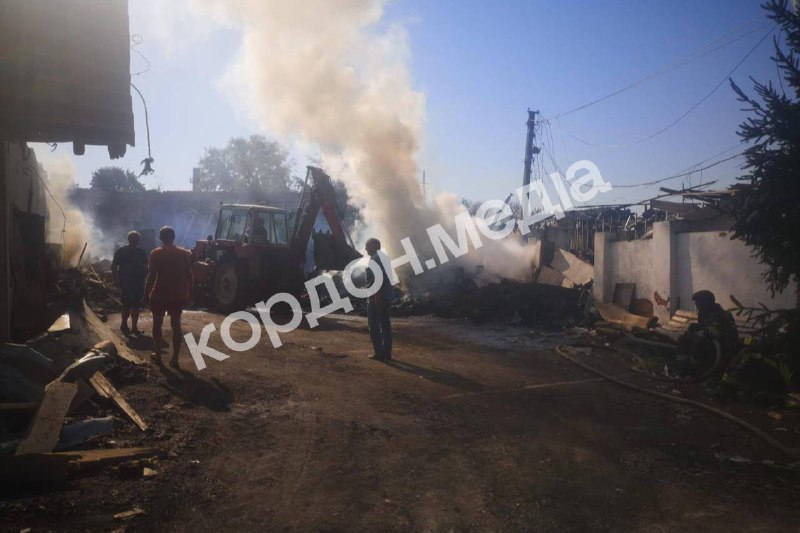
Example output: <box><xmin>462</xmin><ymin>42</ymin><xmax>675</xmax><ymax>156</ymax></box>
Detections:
<box><xmin>191</xmin><ymin>166</ymin><xmax>362</xmax><ymax>312</ymax></box>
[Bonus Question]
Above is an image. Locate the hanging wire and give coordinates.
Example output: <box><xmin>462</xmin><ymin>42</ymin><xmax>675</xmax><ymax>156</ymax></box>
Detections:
<box><xmin>130</xmin><ymin>33</ymin><xmax>151</xmax><ymax>77</ymax></box>
<box><xmin>130</xmin><ymin>82</ymin><xmax>154</xmax><ymax>175</ymax></box>
<box><xmin>564</xmin><ymin>24</ymin><xmax>777</xmax><ymax>148</ymax></box>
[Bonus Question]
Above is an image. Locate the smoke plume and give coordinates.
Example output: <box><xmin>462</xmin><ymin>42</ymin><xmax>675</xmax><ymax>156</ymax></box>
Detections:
<box><xmin>40</xmin><ymin>156</ymin><xmax>108</xmax><ymax>265</ymax></box>
<box><xmin>203</xmin><ymin>0</ymin><xmax>535</xmax><ymax>284</ymax></box>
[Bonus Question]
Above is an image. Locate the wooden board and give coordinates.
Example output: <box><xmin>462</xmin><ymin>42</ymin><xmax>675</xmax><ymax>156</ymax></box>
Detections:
<box><xmin>89</xmin><ymin>372</ymin><xmax>148</xmax><ymax>431</ymax></box>
<box><xmin>0</xmin><ymin>453</ymin><xmax>70</xmax><ymax>484</ymax></box>
<box><xmin>612</xmin><ymin>283</ymin><xmax>636</xmax><ymax>311</ymax></box>
<box><xmin>16</xmin><ymin>381</ymin><xmax>77</xmax><ymax>455</ymax></box>
<box><xmin>595</xmin><ymin>302</ymin><xmax>655</xmax><ymax>331</ymax></box>
<box><xmin>56</xmin><ymin>447</ymin><xmax>162</xmax><ymax>468</ymax></box>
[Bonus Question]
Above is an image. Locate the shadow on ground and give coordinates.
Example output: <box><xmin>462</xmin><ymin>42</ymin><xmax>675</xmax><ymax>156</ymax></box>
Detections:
<box><xmin>384</xmin><ymin>360</ymin><xmax>484</xmax><ymax>391</ymax></box>
<box><xmin>155</xmin><ymin>362</ymin><xmax>234</xmax><ymax>412</ymax></box>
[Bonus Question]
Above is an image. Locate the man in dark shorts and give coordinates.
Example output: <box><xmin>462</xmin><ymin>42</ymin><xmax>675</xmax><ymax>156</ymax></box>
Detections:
<box><xmin>365</xmin><ymin>237</ymin><xmax>393</xmax><ymax>361</ymax></box>
<box><xmin>143</xmin><ymin>226</ymin><xmax>194</xmax><ymax>367</ymax></box>
<box><xmin>111</xmin><ymin>230</ymin><xmax>148</xmax><ymax>335</ymax></box>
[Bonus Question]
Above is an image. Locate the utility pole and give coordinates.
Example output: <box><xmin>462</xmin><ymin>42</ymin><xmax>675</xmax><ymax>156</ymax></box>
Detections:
<box><xmin>421</xmin><ymin>169</ymin><xmax>427</xmax><ymax>199</ymax></box>
<box><xmin>522</xmin><ymin>109</ymin><xmax>541</xmax><ymax>188</ymax></box>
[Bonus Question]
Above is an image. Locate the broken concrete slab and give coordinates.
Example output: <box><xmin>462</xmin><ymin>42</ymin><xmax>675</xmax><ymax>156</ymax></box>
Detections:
<box><xmin>536</xmin><ymin>266</ymin><xmax>565</xmax><ymax>287</ymax></box>
<box><xmin>15</xmin><ymin>381</ymin><xmax>78</xmax><ymax>455</ymax></box>
<box><xmin>551</xmin><ymin>248</ymin><xmax>593</xmax><ymax>286</ymax></box>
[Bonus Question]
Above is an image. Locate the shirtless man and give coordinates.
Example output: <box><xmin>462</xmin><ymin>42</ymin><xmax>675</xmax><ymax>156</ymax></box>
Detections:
<box><xmin>143</xmin><ymin>226</ymin><xmax>194</xmax><ymax>367</ymax></box>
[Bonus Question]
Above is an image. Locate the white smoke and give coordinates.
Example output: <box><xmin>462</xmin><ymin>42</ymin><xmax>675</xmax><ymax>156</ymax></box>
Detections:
<box><xmin>39</xmin><ymin>155</ymin><xmax>111</xmax><ymax>265</ymax></box>
<box><xmin>198</xmin><ymin>0</ymin><xmax>534</xmax><ymax>284</ymax></box>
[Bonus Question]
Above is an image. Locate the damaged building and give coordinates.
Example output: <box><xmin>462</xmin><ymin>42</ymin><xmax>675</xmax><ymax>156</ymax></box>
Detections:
<box><xmin>0</xmin><ymin>0</ymin><xmax>135</xmax><ymax>342</ymax></box>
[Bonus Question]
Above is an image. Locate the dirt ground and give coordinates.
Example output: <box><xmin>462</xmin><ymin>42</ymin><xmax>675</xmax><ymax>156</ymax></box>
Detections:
<box><xmin>2</xmin><ymin>310</ymin><xmax>800</xmax><ymax>532</ymax></box>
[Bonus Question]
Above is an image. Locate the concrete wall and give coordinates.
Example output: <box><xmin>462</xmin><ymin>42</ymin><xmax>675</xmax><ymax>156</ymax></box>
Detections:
<box><xmin>607</xmin><ymin>239</ymin><xmax>655</xmax><ymax>306</ymax></box>
<box><xmin>594</xmin><ymin>221</ymin><xmax>797</xmax><ymax>324</ymax></box>
<box><xmin>676</xmin><ymin>231</ymin><xmax>795</xmax><ymax>312</ymax></box>
<box><xmin>0</xmin><ymin>142</ymin><xmax>48</xmax><ymax>342</ymax></box>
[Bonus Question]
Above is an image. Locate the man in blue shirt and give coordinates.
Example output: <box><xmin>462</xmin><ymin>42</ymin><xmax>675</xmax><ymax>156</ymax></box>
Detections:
<box><xmin>111</xmin><ymin>231</ymin><xmax>148</xmax><ymax>335</ymax></box>
<box><xmin>365</xmin><ymin>238</ymin><xmax>393</xmax><ymax>361</ymax></box>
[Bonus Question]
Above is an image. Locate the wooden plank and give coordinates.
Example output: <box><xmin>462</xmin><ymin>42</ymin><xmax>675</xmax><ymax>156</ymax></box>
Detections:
<box><xmin>595</xmin><ymin>302</ymin><xmax>656</xmax><ymax>331</ymax></box>
<box><xmin>675</xmin><ymin>309</ymin><xmax>698</xmax><ymax>319</ymax></box>
<box><xmin>55</xmin><ymin>447</ymin><xmax>162</xmax><ymax>468</ymax></box>
<box><xmin>0</xmin><ymin>402</ymin><xmax>38</xmax><ymax>412</ymax></box>
<box><xmin>0</xmin><ymin>453</ymin><xmax>70</xmax><ymax>485</ymax></box>
<box><xmin>16</xmin><ymin>381</ymin><xmax>77</xmax><ymax>455</ymax></box>
<box><xmin>89</xmin><ymin>372</ymin><xmax>148</xmax><ymax>431</ymax></box>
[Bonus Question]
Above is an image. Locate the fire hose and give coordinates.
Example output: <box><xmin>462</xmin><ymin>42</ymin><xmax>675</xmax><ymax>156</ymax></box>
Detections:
<box><xmin>555</xmin><ymin>345</ymin><xmax>799</xmax><ymax>461</ymax></box>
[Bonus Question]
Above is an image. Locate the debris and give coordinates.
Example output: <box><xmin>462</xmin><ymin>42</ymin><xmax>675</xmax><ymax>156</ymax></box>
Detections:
<box><xmin>143</xmin><ymin>466</ymin><xmax>158</xmax><ymax>477</ymax></box>
<box><xmin>0</xmin><ymin>453</ymin><xmax>70</xmax><ymax>485</ymax></box>
<box><xmin>0</xmin><ymin>402</ymin><xmax>38</xmax><ymax>413</ymax></box>
<box><xmin>16</xmin><ymin>381</ymin><xmax>78</xmax><ymax>455</ymax></box>
<box><xmin>56</xmin><ymin>447</ymin><xmax>163</xmax><ymax>469</ymax></box>
<box><xmin>0</xmin><ymin>344</ymin><xmax>56</xmax><ymax>384</ymax></box>
<box><xmin>550</xmin><ymin>248</ymin><xmax>593</xmax><ymax>287</ymax></box>
<box><xmin>56</xmin><ymin>417</ymin><xmax>114</xmax><ymax>451</ymax></box>
<box><xmin>89</xmin><ymin>372</ymin><xmax>148</xmax><ymax>431</ymax></box>
<box><xmin>114</xmin><ymin>508</ymin><xmax>146</xmax><ymax>521</ymax></box>
<box><xmin>535</xmin><ymin>266</ymin><xmax>565</xmax><ymax>287</ymax></box>
<box><xmin>47</xmin><ymin>313</ymin><xmax>71</xmax><ymax>333</ymax></box>
<box><xmin>595</xmin><ymin>302</ymin><xmax>657</xmax><ymax>331</ymax></box>
<box><xmin>56</xmin><ymin>350</ymin><xmax>109</xmax><ymax>383</ymax></box>
<box><xmin>768</xmin><ymin>411</ymin><xmax>783</xmax><ymax>421</ymax></box>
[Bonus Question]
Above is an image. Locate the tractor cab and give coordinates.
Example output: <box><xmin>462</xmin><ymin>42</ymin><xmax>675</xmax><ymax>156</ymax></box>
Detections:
<box><xmin>215</xmin><ymin>205</ymin><xmax>290</xmax><ymax>248</ymax></box>
<box><xmin>191</xmin><ymin>166</ymin><xmax>362</xmax><ymax>312</ymax></box>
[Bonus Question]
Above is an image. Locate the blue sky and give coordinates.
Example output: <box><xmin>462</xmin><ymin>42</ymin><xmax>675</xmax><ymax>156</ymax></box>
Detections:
<box><xmin>37</xmin><ymin>0</ymin><xmax>780</xmax><ymax>207</ymax></box>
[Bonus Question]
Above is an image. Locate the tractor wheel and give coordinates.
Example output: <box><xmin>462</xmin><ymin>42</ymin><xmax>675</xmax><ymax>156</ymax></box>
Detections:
<box><xmin>214</xmin><ymin>263</ymin><xmax>245</xmax><ymax>313</ymax></box>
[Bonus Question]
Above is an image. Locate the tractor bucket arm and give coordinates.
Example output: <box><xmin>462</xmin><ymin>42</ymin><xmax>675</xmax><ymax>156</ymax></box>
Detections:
<box><xmin>290</xmin><ymin>166</ymin><xmax>362</xmax><ymax>270</ymax></box>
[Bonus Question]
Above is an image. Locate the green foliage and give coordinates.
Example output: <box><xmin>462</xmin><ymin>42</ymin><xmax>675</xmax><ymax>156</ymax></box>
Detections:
<box><xmin>90</xmin><ymin>166</ymin><xmax>145</xmax><ymax>192</ymax></box>
<box><xmin>729</xmin><ymin>0</ymin><xmax>800</xmax><ymax>297</ymax></box>
<box><xmin>195</xmin><ymin>135</ymin><xmax>296</xmax><ymax>194</ymax></box>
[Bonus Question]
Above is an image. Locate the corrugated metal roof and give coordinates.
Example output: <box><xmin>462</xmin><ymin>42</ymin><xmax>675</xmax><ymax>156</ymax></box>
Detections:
<box><xmin>0</xmin><ymin>0</ymin><xmax>134</xmax><ymax>155</ymax></box>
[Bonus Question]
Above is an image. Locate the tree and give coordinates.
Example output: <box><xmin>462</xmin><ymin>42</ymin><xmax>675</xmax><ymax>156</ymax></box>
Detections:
<box><xmin>728</xmin><ymin>0</ymin><xmax>800</xmax><ymax>378</ymax></box>
<box><xmin>195</xmin><ymin>135</ymin><xmax>296</xmax><ymax>194</ymax></box>
<box><xmin>730</xmin><ymin>0</ymin><xmax>800</xmax><ymax>297</ymax></box>
<box><xmin>90</xmin><ymin>166</ymin><xmax>145</xmax><ymax>192</ymax></box>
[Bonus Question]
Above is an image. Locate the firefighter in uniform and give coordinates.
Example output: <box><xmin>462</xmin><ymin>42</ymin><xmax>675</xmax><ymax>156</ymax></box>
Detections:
<box><xmin>676</xmin><ymin>290</ymin><xmax>739</xmax><ymax>376</ymax></box>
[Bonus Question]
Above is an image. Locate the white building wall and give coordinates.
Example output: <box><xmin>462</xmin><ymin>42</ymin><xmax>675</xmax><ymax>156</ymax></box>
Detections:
<box><xmin>595</xmin><ymin>221</ymin><xmax>797</xmax><ymax>321</ymax></box>
<box><xmin>608</xmin><ymin>239</ymin><xmax>655</xmax><ymax>304</ymax></box>
<box><xmin>675</xmin><ymin>231</ymin><xmax>796</xmax><ymax>312</ymax></box>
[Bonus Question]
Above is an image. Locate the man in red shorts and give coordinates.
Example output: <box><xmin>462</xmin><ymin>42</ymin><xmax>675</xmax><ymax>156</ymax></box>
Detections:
<box><xmin>143</xmin><ymin>226</ymin><xmax>194</xmax><ymax>367</ymax></box>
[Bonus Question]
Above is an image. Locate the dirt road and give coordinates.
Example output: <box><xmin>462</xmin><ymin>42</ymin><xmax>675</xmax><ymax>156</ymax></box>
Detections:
<box><xmin>3</xmin><ymin>311</ymin><xmax>800</xmax><ymax>532</ymax></box>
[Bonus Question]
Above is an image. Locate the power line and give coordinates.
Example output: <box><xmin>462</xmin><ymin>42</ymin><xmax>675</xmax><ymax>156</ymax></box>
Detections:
<box><xmin>554</xmin><ymin>16</ymin><xmax>767</xmax><ymax>119</ymax></box>
<box><xmin>614</xmin><ymin>151</ymin><xmax>745</xmax><ymax>189</ymax></box>
<box><xmin>568</xmin><ymin>24</ymin><xmax>777</xmax><ymax>148</ymax></box>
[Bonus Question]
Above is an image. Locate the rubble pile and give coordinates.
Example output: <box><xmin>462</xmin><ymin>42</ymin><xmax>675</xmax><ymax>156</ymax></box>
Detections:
<box><xmin>0</xmin><ymin>263</ymin><xmax>159</xmax><ymax>487</ymax></box>
<box><xmin>80</xmin><ymin>260</ymin><xmax>121</xmax><ymax>320</ymax></box>
<box><xmin>392</xmin><ymin>279</ymin><xmax>590</xmax><ymax>327</ymax></box>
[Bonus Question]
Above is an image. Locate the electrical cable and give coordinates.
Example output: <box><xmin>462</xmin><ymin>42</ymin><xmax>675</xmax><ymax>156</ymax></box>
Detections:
<box><xmin>130</xmin><ymin>82</ymin><xmax>154</xmax><ymax>175</ymax></box>
<box><xmin>568</xmin><ymin>25</ymin><xmax>777</xmax><ymax>148</ymax></box>
<box><xmin>130</xmin><ymin>33</ymin><xmax>151</xmax><ymax>77</ymax></box>
<box><xmin>554</xmin><ymin>17</ymin><xmax>767</xmax><ymax>119</ymax></box>
<box><xmin>23</xmin><ymin>148</ymin><xmax>67</xmax><ymax>260</ymax></box>
<box><xmin>614</xmin><ymin>152</ymin><xmax>745</xmax><ymax>189</ymax></box>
